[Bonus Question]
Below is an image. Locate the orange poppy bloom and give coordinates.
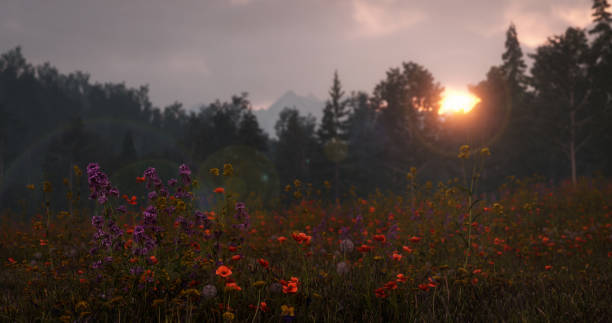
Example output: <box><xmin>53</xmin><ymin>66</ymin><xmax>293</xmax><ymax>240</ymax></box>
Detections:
<box><xmin>396</xmin><ymin>274</ymin><xmax>407</xmax><ymax>283</ymax></box>
<box><xmin>225</xmin><ymin>282</ymin><xmax>241</xmax><ymax>291</ymax></box>
<box><xmin>384</xmin><ymin>281</ymin><xmax>398</xmax><ymax>290</ymax></box>
<box><xmin>283</xmin><ymin>282</ymin><xmax>298</xmax><ymax>294</ymax></box>
<box><xmin>216</xmin><ymin>265</ymin><xmax>232</xmax><ymax>278</ymax></box>
<box><xmin>374</xmin><ymin>287</ymin><xmax>387</xmax><ymax>298</ymax></box>
<box><xmin>409</xmin><ymin>236</ymin><xmax>421</xmax><ymax>243</ymax></box>
<box><xmin>258</xmin><ymin>258</ymin><xmax>269</xmax><ymax>268</ymax></box>
<box><xmin>373</xmin><ymin>234</ymin><xmax>386</xmax><ymax>243</ymax></box>
<box><xmin>392</xmin><ymin>252</ymin><xmax>402</xmax><ymax>261</ymax></box>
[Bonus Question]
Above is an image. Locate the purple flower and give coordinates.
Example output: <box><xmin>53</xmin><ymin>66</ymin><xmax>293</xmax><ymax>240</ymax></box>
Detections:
<box><xmin>133</xmin><ymin>225</ymin><xmax>145</xmax><ymax>241</ymax></box>
<box><xmin>86</xmin><ymin>163</ymin><xmax>119</xmax><ymax>205</ymax></box>
<box><xmin>92</xmin><ymin>216</ymin><xmax>104</xmax><ymax>229</ymax></box>
<box><xmin>143</xmin><ymin>206</ymin><xmax>157</xmax><ymax>225</ymax></box>
<box><xmin>179</xmin><ymin>164</ymin><xmax>192</xmax><ymax>185</ymax></box>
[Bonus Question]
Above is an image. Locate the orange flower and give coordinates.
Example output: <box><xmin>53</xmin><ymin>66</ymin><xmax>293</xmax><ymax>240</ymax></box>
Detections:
<box><xmin>373</xmin><ymin>234</ymin><xmax>386</xmax><ymax>243</ymax></box>
<box><xmin>544</xmin><ymin>265</ymin><xmax>552</xmax><ymax>271</ymax></box>
<box><xmin>216</xmin><ymin>265</ymin><xmax>232</xmax><ymax>278</ymax></box>
<box><xmin>277</xmin><ymin>236</ymin><xmax>287</xmax><ymax>243</ymax></box>
<box><xmin>375</xmin><ymin>287</ymin><xmax>387</xmax><ymax>298</ymax></box>
<box><xmin>392</xmin><ymin>251</ymin><xmax>402</xmax><ymax>261</ymax></box>
<box><xmin>231</xmin><ymin>254</ymin><xmax>241</xmax><ymax>261</ymax></box>
<box><xmin>384</xmin><ymin>281</ymin><xmax>398</xmax><ymax>290</ymax></box>
<box><xmin>214</xmin><ymin>187</ymin><xmax>225</xmax><ymax>194</ymax></box>
<box><xmin>260</xmin><ymin>301</ymin><xmax>269</xmax><ymax>312</ymax></box>
<box><xmin>258</xmin><ymin>258</ymin><xmax>269</xmax><ymax>268</ymax></box>
<box><xmin>283</xmin><ymin>282</ymin><xmax>298</xmax><ymax>294</ymax></box>
<box><xmin>396</xmin><ymin>274</ymin><xmax>407</xmax><ymax>283</ymax></box>
<box><xmin>225</xmin><ymin>282</ymin><xmax>242</xmax><ymax>291</ymax></box>
<box><xmin>418</xmin><ymin>283</ymin><xmax>429</xmax><ymax>291</ymax></box>
<box><xmin>409</xmin><ymin>236</ymin><xmax>421</xmax><ymax>243</ymax></box>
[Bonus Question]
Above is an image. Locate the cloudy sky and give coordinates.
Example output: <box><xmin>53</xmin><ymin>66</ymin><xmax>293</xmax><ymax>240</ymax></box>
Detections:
<box><xmin>0</xmin><ymin>0</ymin><xmax>595</xmax><ymax>109</ymax></box>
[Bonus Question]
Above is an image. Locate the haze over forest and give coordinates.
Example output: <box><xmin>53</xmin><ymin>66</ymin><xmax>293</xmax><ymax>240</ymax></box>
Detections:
<box><xmin>0</xmin><ymin>0</ymin><xmax>611</xmax><ymax>211</ymax></box>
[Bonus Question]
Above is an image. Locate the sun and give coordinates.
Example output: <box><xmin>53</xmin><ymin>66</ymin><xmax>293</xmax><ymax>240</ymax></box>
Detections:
<box><xmin>438</xmin><ymin>90</ymin><xmax>481</xmax><ymax>115</ymax></box>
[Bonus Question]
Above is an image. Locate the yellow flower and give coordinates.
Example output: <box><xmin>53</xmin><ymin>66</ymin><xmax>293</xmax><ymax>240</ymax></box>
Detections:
<box><xmin>209</xmin><ymin>168</ymin><xmax>220</xmax><ymax>176</ymax></box>
<box><xmin>458</xmin><ymin>145</ymin><xmax>470</xmax><ymax>159</ymax></box>
<box><xmin>281</xmin><ymin>305</ymin><xmax>295</xmax><ymax>317</ymax></box>
<box><xmin>480</xmin><ymin>147</ymin><xmax>491</xmax><ymax>156</ymax></box>
<box><xmin>293</xmin><ymin>179</ymin><xmax>301</xmax><ymax>188</ymax></box>
<box><xmin>252</xmin><ymin>280</ymin><xmax>266</xmax><ymax>287</ymax></box>
<box><xmin>26</xmin><ymin>184</ymin><xmax>35</xmax><ymax>190</ymax></box>
<box><xmin>284</xmin><ymin>184</ymin><xmax>292</xmax><ymax>192</ymax></box>
<box><xmin>73</xmin><ymin>165</ymin><xmax>82</xmax><ymax>177</ymax></box>
<box><xmin>152</xmin><ymin>299</ymin><xmax>165</xmax><ymax>307</ymax></box>
<box><xmin>42</xmin><ymin>181</ymin><xmax>52</xmax><ymax>192</ymax></box>
<box><xmin>410</xmin><ymin>166</ymin><xmax>417</xmax><ymax>174</ymax></box>
<box><xmin>222</xmin><ymin>311</ymin><xmax>235</xmax><ymax>321</ymax></box>
<box><xmin>223</xmin><ymin>163</ymin><xmax>233</xmax><ymax>176</ymax></box>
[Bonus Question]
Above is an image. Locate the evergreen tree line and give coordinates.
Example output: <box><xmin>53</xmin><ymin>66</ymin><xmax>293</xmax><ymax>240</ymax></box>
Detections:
<box><xmin>0</xmin><ymin>0</ymin><xmax>610</xmax><ymax>210</ymax></box>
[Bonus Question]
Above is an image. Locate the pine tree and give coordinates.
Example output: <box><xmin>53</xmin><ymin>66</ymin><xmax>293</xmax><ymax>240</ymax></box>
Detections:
<box><xmin>530</xmin><ymin>28</ymin><xmax>595</xmax><ymax>185</ymax></box>
<box><xmin>501</xmin><ymin>23</ymin><xmax>527</xmax><ymax>92</ymax></box>
<box><xmin>318</xmin><ymin>71</ymin><xmax>348</xmax><ymax>143</ymax></box>
<box><xmin>238</xmin><ymin>109</ymin><xmax>268</xmax><ymax>151</ymax></box>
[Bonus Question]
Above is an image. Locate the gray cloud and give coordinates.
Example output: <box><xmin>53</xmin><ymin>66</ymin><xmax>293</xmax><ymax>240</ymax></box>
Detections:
<box><xmin>0</xmin><ymin>0</ymin><xmax>595</xmax><ymax>109</ymax></box>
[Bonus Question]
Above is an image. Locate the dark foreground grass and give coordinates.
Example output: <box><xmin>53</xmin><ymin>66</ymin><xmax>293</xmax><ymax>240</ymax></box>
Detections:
<box><xmin>1</xmin><ymin>161</ymin><xmax>611</xmax><ymax>322</ymax></box>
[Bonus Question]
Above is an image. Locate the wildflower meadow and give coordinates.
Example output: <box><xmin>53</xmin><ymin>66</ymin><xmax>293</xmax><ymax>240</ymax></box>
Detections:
<box><xmin>1</xmin><ymin>146</ymin><xmax>611</xmax><ymax>322</ymax></box>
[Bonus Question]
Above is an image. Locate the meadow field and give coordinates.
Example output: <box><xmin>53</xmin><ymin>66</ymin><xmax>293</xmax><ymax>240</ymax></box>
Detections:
<box><xmin>1</xmin><ymin>152</ymin><xmax>611</xmax><ymax>322</ymax></box>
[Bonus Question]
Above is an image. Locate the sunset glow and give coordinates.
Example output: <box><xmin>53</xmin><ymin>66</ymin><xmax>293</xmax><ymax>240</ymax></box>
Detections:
<box><xmin>438</xmin><ymin>90</ymin><xmax>481</xmax><ymax>115</ymax></box>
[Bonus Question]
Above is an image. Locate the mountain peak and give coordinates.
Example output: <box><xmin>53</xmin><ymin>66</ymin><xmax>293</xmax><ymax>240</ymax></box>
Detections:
<box><xmin>253</xmin><ymin>91</ymin><xmax>324</xmax><ymax>138</ymax></box>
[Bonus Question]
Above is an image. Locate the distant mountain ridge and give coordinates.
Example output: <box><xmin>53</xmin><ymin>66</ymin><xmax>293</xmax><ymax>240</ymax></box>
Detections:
<box><xmin>253</xmin><ymin>91</ymin><xmax>324</xmax><ymax>138</ymax></box>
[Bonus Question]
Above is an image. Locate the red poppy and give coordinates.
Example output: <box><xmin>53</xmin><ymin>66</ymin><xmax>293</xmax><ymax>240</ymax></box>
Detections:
<box><xmin>373</xmin><ymin>234</ymin><xmax>386</xmax><ymax>243</ymax></box>
<box><xmin>283</xmin><ymin>282</ymin><xmax>298</xmax><ymax>294</ymax></box>
<box><xmin>136</xmin><ymin>176</ymin><xmax>145</xmax><ymax>183</ymax></box>
<box><xmin>214</xmin><ymin>187</ymin><xmax>225</xmax><ymax>194</ymax></box>
<box><xmin>375</xmin><ymin>287</ymin><xmax>387</xmax><ymax>298</ymax></box>
<box><xmin>231</xmin><ymin>254</ymin><xmax>242</xmax><ymax>261</ymax></box>
<box><xmin>402</xmin><ymin>245</ymin><xmax>413</xmax><ymax>253</ymax></box>
<box><xmin>544</xmin><ymin>265</ymin><xmax>552</xmax><ymax>271</ymax></box>
<box><xmin>384</xmin><ymin>281</ymin><xmax>398</xmax><ymax>290</ymax></box>
<box><xmin>392</xmin><ymin>252</ymin><xmax>402</xmax><ymax>261</ymax></box>
<box><xmin>357</xmin><ymin>244</ymin><xmax>372</xmax><ymax>252</ymax></box>
<box><xmin>409</xmin><ymin>236</ymin><xmax>421</xmax><ymax>243</ymax></box>
<box><xmin>7</xmin><ymin>258</ymin><xmax>16</xmax><ymax>264</ymax></box>
<box><xmin>396</xmin><ymin>274</ymin><xmax>407</xmax><ymax>283</ymax></box>
<box><xmin>260</xmin><ymin>302</ymin><xmax>269</xmax><ymax>312</ymax></box>
<box><xmin>258</xmin><ymin>258</ymin><xmax>269</xmax><ymax>268</ymax></box>
<box><xmin>216</xmin><ymin>265</ymin><xmax>232</xmax><ymax>278</ymax></box>
<box><xmin>225</xmin><ymin>282</ymin><xmax>242</xmax><ymax>291</ymax></box>
<box><xmin>149</xmin><ymin>256</ymin><xmax>158</xmax><ymax>265</ymax></box>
